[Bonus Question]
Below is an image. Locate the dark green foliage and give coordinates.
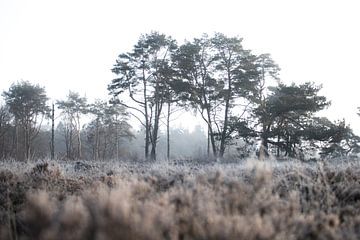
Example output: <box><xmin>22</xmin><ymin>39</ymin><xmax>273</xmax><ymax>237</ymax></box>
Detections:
<box><xmin>252</xmin><ymin>82</ymin><xmax>360</xmax><ymax>159</ymax></box>
<box><xmin>253</xmin><ymin>82</ymin><xmax>334</xmax><ymax>157</ymax></box>
<box><xmin>303</xmin><ymin>118</ymin><xmax>360</xmax><ymax>158</ymax></box>
<box><xmin>265</xmin><ymin>82</ymin><xmax>329</xmax><ymax>116</ymax></box>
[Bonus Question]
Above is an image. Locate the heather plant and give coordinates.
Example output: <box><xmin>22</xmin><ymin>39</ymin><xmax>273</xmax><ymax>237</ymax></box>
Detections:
<box><xmin>0</xmin><ymin>158</ymin><xmax>360</xmax><ymax>239</ymax></box>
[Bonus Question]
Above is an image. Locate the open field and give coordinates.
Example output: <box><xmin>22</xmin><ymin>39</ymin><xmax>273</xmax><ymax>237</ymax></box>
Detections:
<box><xmin>1</xmin><ymin>158</ymin><xmax>360</xmax><ymax>240</ymax></box>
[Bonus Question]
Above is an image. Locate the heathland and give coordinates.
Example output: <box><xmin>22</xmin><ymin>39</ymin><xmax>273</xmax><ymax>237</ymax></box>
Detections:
<box><xmin>1</xmin><ymin>158</ymin><xmax>360</xmax><ymax>240</ymax></box>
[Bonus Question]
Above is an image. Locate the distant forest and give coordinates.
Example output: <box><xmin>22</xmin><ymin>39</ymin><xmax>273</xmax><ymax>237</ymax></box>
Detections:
<box><xmin>1</xmin><ymin>32</ymin><xmax>359</xmax><ymax>162</ymax></box>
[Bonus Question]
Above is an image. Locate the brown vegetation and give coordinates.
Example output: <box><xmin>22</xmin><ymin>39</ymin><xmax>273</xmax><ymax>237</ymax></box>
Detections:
<box><xmin>1</xmin><ymin>159</ymin><xmax>360</xmax><ymax>239</ymax></box>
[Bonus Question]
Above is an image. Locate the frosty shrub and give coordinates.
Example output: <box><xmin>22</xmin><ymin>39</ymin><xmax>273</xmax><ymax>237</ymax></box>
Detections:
<box><xmin>0</xmin><ymin>159</ymin><xmax>360</xmax><ymax>239</ymax></box>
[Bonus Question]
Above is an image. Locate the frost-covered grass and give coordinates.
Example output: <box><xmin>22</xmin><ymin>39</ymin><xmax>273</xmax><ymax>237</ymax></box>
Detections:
<box><xmin>1</xmin><ymin>157</ymin><xmax>360</xmax><ymax>239</ymax></box>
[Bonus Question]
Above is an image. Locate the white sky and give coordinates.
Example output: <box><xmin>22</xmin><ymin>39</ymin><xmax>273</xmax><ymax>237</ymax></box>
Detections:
<box><xmin>1</xmin><ymin>0</ymin><xmax>360</xmax><ymax>133</ymax></box>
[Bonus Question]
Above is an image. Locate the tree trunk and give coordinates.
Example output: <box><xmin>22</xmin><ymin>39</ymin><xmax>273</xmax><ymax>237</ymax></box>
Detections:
<box><xmin>150</xmin><ymin>102</ymin><xmax>161</xmax><ymax>161</ymax></box>
<box><xmin>76</xmin><ymin>115</ymin><xmax>82</xmax><ymax>159</ymax></box>
<box><xmin>219</xmin><ymin>70</ymin><xmax>232</xmax><ymax>158</ymax></box>
<box><xmin>149</xmin><ymin>71</ymin><xmax>164</xmax><ymax>161</ymax></box>
<box><xmin>150</xmin><ymin>121</ymin><xmax>159</xmax><ymax>161</ymax></box>
<box><xmin>259</xmin><ymin>123</ymin><xmax>270</xmax><ymax>160</ymax></box>
<box><xmin>206</xmin><ymin>108</ymin><xmax>217</xmax><ymax>157</ymax></box>
<box><xmin>116</xmin><ymin>115</ymin><xmax>119</xmax><ymax>160</ymax></box>
<box><xmin>24</xmin><ymin>122</ymin><xmax>31</xmax><ymax>161</ymax></box>
<box><xmin>77</xmin><ymin>130</ymin><xmax>81</xmax><ymax>159</ymax></box>
<box><xmin>95</xmin><ymin>119</ymin><xmax>100</xmax><ymax>160</ymax></box>
<box><xmin>65</xmin><ymin>128</ymin><xmax>69</xmax><ymax>159</ymax></box>
<box><xmin>103</xmin><ymin>135</ymin><xmax>107</xmax><ymax>160</ymax></box>
<box><xmin>142</xmin><ymin>63</ymin><xmax>150</xmax><ymax>160</ymax></box>
<box><xmin>51</xmin><ymin>103</ymin><xmax>55</xmax><ymax>160</ymax></box>
<box><xmin>150</xmin><ymin>143</ymin><xmax>156</xmax><ymax>161</ymax></box>
<box><xmin>219</xmin><ymin>104</ymin><xmax>229</xmax><ymax>158</ymax></box>
<box><xmin>64</xmin><ymin>126</ymin><xmax>72</xmax><ymax>159</ymax></box>
<box><xmin>201</xmin><ymin>76</ymin><xmax>217</xmax><ymax>157</ymax></box>
<box><xmin>276</xmin><ymin>132</ymin><xmax>281</xmax><ymax>157</ymax></box>
<box><xmin>15</xmin><ymin>123</ymin><xmax>19</xmax><ymax>160</ymax></box>
<box><xmin>166</xmin><ymin>101</ymin><xmax>170</xmax><ymax>161</ymax></box>
<box><xmin>259</xmin><ymin>136</ymin><xmax>268</xmax><ymax>161</ymax></box>
<box><xmin>207</xmin><ymin>126</ymin><xmax>210</xmax><ymax>156</ymax></box>
<box><xmin>145</xmin><ymin>123</ymin><xmax>150</xmax><ymax>159</ymax></box>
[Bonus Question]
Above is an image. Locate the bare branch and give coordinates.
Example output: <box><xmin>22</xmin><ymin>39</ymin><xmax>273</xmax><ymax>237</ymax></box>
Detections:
<box><xmin>129</xmin><ymin>112</ymin><xmax>146</xmax><ymax>127</ymax></box>
<box><xmin>116</xmin><ymin>101</ymin><xmax>146</xmax><ymax>117</ymax></box>
<box><xmin>128</xmin><ymin>86</ymin><xmax>145</xmax><ymax>105</ymax></box>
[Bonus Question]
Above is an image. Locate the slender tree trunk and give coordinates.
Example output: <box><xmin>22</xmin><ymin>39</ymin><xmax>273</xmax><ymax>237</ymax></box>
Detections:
<box><xmin>150</xmin><ymin>102</ymin><xmax>161</xmax><ymax>161</ymax></box>
<box><xmin>65</xmin><ymin>128</ymin><xmax>69</xmax><ymax>159</ymax></box>
<box><xmin>259</xmin><ymin>66</ymin><xmax>270</xmax><ymax>160</ymax></box>
<box><xmin>201</xmin><ymin>75</ymin><xmax>217</xmax><ymax>157</ymax></box>
<box><xmin>11</xmin><ymin>125</ymin><xmax>16</xmax><ymax>159</ymax></box>
<box><xmin>206</xmin><ymin>108</ymin><xmax>217</xmax><ymax>157</ymax></box>
<box><xmin>150</xmin><ymin>72</ymin><xmax>164</xmax><ymax>161</ymax></box>
<box><xmin>65</xmin><ymin>126</ymin><xmax>72</xmax><ymax>159</ymax></box>
<box><xmin>150</xmin><ymin>126</ymin><xmax>158</xmax><ymax>161</ymax></box>
<box><xmin>95</xmin><ymin>119</ymin><xmax>100</xmax><ymax>160</ymax></box>
<box><xmin>116</xmin><ymin>115</ymin><xmax>119</xmax><ymax>160</ymax></box>
<box><xmin>166</xmin><ymin>101</ymin><xmax>170</xmax><ymax>161</ymax></box>
<box><xmin>24</xmin><ymin>125</ymin><xmax>28</xmax><ymax>160</ymax></box>
<box><xmin>142</xmin><ymin>62</ymin><xmax>150</xmax><ymax>160</ymax></box>
<box><xmin>76</xmin><ymin>115</ymin><xmax>82</xmax><ymax>159</ymax></box>
<box><xmin>24</xmin><ymin>122</ymin><xmax>31</xmax><ymax>161</ymax></box>
<box><xmin>276</xmin><ymin>134</ymin><xmax>280</xmax><ymax>157</ymax></box>
<box><xmin>207</xmin><ymin>126</ymin><xmax>210</xmax><ymax>156</ymax></box>
<box><xmin>219</xmin><ymin>71</ymin><xmax>232</xmax><ymax>158</ymax></box>
<box><xmin>51</xmin><ymin>103</ymin><xmax>55</xmax><ymax>160</ymax></box>
<box><xmin>69</xmin><ymin>128</ymin><xmax>73</xmax><ymax>159</ymax></box>
<box><xmin>219</xmin><ymin>105</ymin><xmax>229</xmax><ymax>158</ymax></box>
<box><xmin>15</xmin><ymin>123</ymin><xmax>19</xmax><ymax>160</ymax></box>
<box><xmin>145</xmin><ymin>121</ymin><xmax>150</xmax><ymax>159</ymax></box>
<box><xmin>103</xmin><ymin>135</ymin><xmax>107</xmax><ymax>160</ymax></box>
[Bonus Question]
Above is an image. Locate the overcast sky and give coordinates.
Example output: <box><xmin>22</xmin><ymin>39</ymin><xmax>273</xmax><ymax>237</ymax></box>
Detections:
<box><xmin>0</xmin><ymin>0</ymin><xmax>359</xmax><ymax>132</ymax></box>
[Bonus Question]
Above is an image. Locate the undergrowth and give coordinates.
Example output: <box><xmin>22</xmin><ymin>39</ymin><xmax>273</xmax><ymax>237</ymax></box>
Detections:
<box><xmin>0</xmin><ymin>158</ymin><xmax>360</xmax><ymax>239</ymax></box>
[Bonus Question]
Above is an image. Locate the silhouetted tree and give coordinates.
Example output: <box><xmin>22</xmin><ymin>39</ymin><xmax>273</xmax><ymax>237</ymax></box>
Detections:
<box><xmin>57</xmin><ymin>91</ymin><xmax>88</xmax><ymax>159</ymax></box>
<box><xmin>0</xmin><ymin>104</ymin><xmax>12</xmax><ymax>159</ymax></box>
<box><xmin>86</xmin><ymin>100</ymin><xmax>133</xmax><ymax>160</ymax></box>
<box><xmin>254</xmin><ymin>82</ymin><xmax>330</xmax><ymax>157</ymax></box>
<box><xmin>302</xmin><ymin>118</ymin><xmax>360</xmax><ymax>158</ymax></box>
<box><xmin>172</xmin><ymin>33</ymin><xmax>265</xmax><ymax>158</ymax></box>
<box><xmin>2</xmin><ymin>81</ymin><xmax>49</xmax><ymax>160</ymax></box>
<box><xmin>251</xmin><ymin>54</ymin><xmax>280</xmax><ymax>159</ymax></box>
<box><xmin>109</xmin><ymin>32</ymin><xmax>177</xmax><ymax>160</ymax></box>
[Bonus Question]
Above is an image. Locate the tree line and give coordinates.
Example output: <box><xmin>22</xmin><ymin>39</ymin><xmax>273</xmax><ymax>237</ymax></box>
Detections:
<box><xmin>0</xmin><ymin>83</ymin><xmax>133</xmax><ymax>161</ymax></box>
<box><xmin>0</xmin><ymin>81</ymin><xmax>206</xmax><ymax>161</ymax></box>
<box><xmin>108</xmin><ymin>32</ymin><xmax>360</xmax><ymax>161</ymax></box>
<box><xmin>0</xmin><ymin>32</ymin><xmax>359</xmax><ymax>162</ymax></box>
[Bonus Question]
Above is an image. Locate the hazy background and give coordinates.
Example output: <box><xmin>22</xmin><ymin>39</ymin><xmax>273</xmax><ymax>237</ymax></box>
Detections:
<box><xmin>1</xmin><ymin>0</ymin><xmax>359</xmax><ymax>132</ymax></box>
